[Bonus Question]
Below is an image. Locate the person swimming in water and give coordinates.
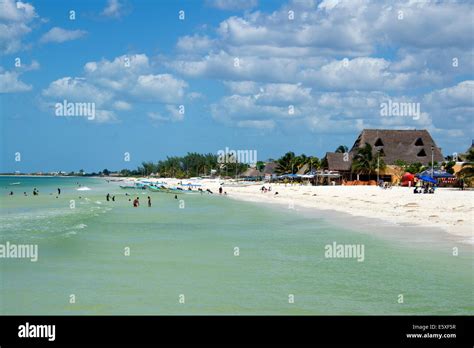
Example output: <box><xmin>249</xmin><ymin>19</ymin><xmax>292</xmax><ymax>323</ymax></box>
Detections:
<box><xmin>106</xmin><ymin>193</ymin><xmax>110</xmax><ymax>201</ymax></box>
<box><xmin>112</xmin><ymin>195</ymin><xmax>115</xmax><ymax>202</ymax></box>
<box><xmin>133</xmin><ymin>197</ymin><xmax>139</xmax><ymax>207</ymax></box>
<box><xmin>148</xmin><ymin>196</ymin><xmax>151</xmax><ymax>207</ymax></box>
<box><xmin>57</xmin><ymin>188</ymin><xmax>61</xmax><ymax>195</ymax></box>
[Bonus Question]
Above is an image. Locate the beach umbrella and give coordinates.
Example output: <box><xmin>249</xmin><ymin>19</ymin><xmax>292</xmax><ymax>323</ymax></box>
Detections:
<box><xmin>416</xmin><ymin>175</ymin><xmax>437</xmax><ymax>184</ymax></box>
<box><xmin>418</xmin><ymin>169</ymin><xmax>454</xmax><ymax>179</ymax></box>
<box><xmin>401</xmin><ymin>172</ymin><xmax>415</xmax><ymax>186</ymax></box>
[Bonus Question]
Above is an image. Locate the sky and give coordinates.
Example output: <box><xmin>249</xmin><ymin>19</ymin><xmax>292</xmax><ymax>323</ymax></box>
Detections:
<box><xmin>0</xmin><ymin>0</ymin><xmax>473</xmax><ymax>173</ymax></box>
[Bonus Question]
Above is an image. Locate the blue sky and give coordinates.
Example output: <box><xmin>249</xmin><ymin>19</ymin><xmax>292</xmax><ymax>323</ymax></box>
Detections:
<box><xmin>1</xmin><ymin>0</ymin><xmax>473</xmax><ymax>173</ymax></box>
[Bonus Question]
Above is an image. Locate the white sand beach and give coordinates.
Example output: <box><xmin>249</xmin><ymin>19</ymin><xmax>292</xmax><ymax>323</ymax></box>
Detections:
<box><xmin>133</xmin><ymin>178</ymin><xmax>473</xmax><ymax>243</ymax></box>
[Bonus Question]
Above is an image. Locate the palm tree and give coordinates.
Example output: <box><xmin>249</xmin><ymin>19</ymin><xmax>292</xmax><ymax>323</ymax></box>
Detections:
<box><xmin>335</xmin><ymin>145</ymin><xmax>348</xmax><ymax>153</ymax></box>
<box><xmin>294</xmin><ymin>154</ymin><xmax>308</xmax><ymax>173</ymax></box>
<box><xmin>307</xmin><ymin>156</ymin><xmax>320</xmax><ymax>173</ymax></box>
<box><xmin>351</xmin><ymin>143</ymin><xmax>385</xmax><ymax>176</ymax></box>
<box><xmin>458</xmin><ymin>148</ymin><xmax>474</xmax><ymax>184</ymax></box>
<box><xmin>276</xmin><ymin>152</ymin><xmax>296</xmax><ymax>174</ymax></box>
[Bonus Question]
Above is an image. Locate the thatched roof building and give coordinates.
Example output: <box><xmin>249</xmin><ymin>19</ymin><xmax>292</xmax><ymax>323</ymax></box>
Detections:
<box><xmin>350</xmin><ymin>129</ymin><xmax>444</xmax><ymax>165</ymax></box>
<box><xmin>325</xmin><ymin>129</ymin><xmax>444</xmax><ymax>172</ymax></box>
<box><xmin>325</xmin><ymin>152</ymin><xmax>353</xmax><ymax>172</ymax></box>
<box><xmin>263</xmin><ymin>162</ymin><xmax>278</xmax><ymax>175</ymax></box>
<box><xmin>241</xmin><ymin>167</ymin><xmax>263</xmax><ymax>177</ymax></box>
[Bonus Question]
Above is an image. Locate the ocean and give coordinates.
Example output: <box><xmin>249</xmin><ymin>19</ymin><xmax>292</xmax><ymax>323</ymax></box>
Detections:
<box><xmin>0</xmin><ymin>176</ymin><xmax>472</xmax><ymax>315</ymax></box>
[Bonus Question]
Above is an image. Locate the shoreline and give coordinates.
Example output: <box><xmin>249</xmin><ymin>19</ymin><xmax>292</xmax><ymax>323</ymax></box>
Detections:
<box><xmin>3</xmin><ymin>175</ymin><xmax>472</xmax><ymax>244</ymax></box>
<box><xmin>148</xmin><ymin>178</ymin><xmax>473</xmax><ymax>244</ymax></box>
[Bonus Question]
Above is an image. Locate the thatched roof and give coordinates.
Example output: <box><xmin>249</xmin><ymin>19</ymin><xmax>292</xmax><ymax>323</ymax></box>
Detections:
<box><xmin>296</xmin><ymin>163</ymin><xmax>309</xmax><ymax>174</ymax></box>
<box><xmin>263</xmin><ymin>162</ymin><xmax>278</xmax><ymax>174</ymax></box>
<box><xmin>326</xmin><ymin>152</ymin><xmax>353</xmax><ymax>171</ymax></box>
<box><xmin>242</xmin><ymin>167</ymin><xmax>263</xmax><ymax>177</ymax></box>
<box><xmin>350</xmin><ymin>129</ymin><xmax>444</xmax><ymax>165</ymax></box>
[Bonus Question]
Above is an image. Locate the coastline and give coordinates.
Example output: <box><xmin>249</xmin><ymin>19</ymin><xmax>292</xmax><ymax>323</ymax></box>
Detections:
<box><xmin>4</xmin><ymin>174</ymin><xmax>472</xmax><ymax>244</ymax></box>
<box><xmin>145</xmin><ymin>178</ymin><xmax>473</xmax><ymax>244</ymax></box>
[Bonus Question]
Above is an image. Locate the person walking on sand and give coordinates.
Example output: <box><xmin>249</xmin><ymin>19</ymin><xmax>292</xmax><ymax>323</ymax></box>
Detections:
<box><xmin>148</xmin><ymin>196</ymin><xmax>151</xmax><ymax>207</ymax></box>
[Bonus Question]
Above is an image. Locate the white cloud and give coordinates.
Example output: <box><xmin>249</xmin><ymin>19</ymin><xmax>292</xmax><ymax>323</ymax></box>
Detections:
<box><xmin>0</xmin><ymin>69</ymin><xmax>32</xmax><ymax>93</ymax></box>
<box><xmin>42</xmin><ymin>77</ymin><xmax>113</xmax><ymax>105</ymax></box>
<box><xmin>206</xmin><ymin>0</ymin><xmax>258</xmax><ymax>11</ymax></box>
<box><xmin>0</xmin><ymin>0</ymin><xmax>38</xmax><ymax>54</ymax></box>
<box><xmin>176</xmin><ymin>35</ymin><xmax>215</xmax><ymax>53</ymax></box>
<box><xmin>147</xmin><ymin>105</ymin><xmax>184</xmax><ymax>123</ymax></box>
<box><xmin>40</xmin><ymin>27</ymin><xmax>87</xmax><ymax>44</ymax></box>
<box><xmin>95</xmin><ymin>109</ymin><xmax>118</xmax><ymax>123</ymax></box>
<box><xmin>113</xmin><ymin>100</ymin><xmax>132</xmax><ymax>110</ymax></box>
<box><xmin>131</xmin><ymin>74</ymin><xmax>187</xmax><ymax>103</ymax></box>
<box><xmin>165</xmin><ymin>104</ymin><xmax>185</xmax><ymax>122</ymax></box>
<box><xmin>41</xmin><ymin>53</ymin><xmax>189</xmax><ymax>123</ymax></box>
<box><xmin>148</xmin><ymin>111</ymin><xmax>168</xmax><ymax>122</ymax></box>
<box><xmin>424</xmin><ymin>81</ymin><xmax>474</xmax><ymax>108</ymax></box>
<box><xmin>422</xmin><ymin>81</ymin><xmax>474</xmax><ymax>130</ymax></box>
<box><xmin>102</xmin><ymin>0</ymin><xmax>127</xmax><ymax>18</ymax></box>
<box><xmin>223</xmin><ymin>81</ymin><xmax>259</xmax><ymax>94</ymax></box>
<box><xmin>237</xmin><ymin>119</ymin><xmax>275</xmax><ymax>129</ymax></box>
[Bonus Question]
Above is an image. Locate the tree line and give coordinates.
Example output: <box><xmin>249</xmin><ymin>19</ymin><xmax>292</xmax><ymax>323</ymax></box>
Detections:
<box><xmin>92</xmin><ymin>144</ymin><xmax>472</xmax><ymax>183</ymax></box>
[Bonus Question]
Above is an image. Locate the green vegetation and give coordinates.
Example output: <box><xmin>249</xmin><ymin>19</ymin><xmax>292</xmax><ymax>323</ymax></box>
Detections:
<box><xmin>275</xmin><ymin>152</ymin><xmax>320</xmax><ymax>175</ymax></box>
<box><xmin>351</xmin><ymin>143</ymin><xmax>386</xmax><ymax>175</ymax></box>
<box><xmin>458</xmin><ymin>147</ymin><xmax>474</xmax><ymax>184</ymax></box>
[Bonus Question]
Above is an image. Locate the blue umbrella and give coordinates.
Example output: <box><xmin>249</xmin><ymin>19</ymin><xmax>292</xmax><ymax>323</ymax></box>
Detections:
<box><xmin>419</xmin><ymin>169</ymin><xmax>454</xmax><ymax>179</ymax></box>
<box><xmin>417</xmin><ymin>175</ymin><xmax>437</xmax><ymax>184</ymax></box>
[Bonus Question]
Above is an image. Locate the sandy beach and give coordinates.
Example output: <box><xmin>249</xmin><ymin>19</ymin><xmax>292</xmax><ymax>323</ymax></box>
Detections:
<box><xmin>132</xmin><ymin>178</ymin><xmax>473</xmax><ymax>243</ymax></box>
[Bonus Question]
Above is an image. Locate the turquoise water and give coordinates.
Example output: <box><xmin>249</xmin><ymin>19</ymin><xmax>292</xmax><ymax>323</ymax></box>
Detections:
<box><xmin>0</xmin><ymin>176</ymin><xmax>472</xmax><ymax>315</ymax></box>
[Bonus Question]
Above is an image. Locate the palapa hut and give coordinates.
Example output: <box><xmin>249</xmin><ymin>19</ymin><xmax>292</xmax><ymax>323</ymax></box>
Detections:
<box><xmin>324</xmin><ymin>129</ymin><xmax>445</xmax><ymax>183</ymax></box>
<box><xmin>324</xmin><ymin>152</ymin><xmax>353</xmax><ymax>181</ymax></box>
<box><xmin>262</xmin><ymin>162</ymin><xmax>278</xmax><ymax>180</ymax></box>
<box><xmin>241</xmin><ymin>167</ymin><xmax>264</xmax><ymax>180</ymax></box>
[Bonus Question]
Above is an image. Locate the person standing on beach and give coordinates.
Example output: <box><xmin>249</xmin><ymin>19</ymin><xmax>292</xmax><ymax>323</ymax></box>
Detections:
<box><xmin>219</xmin><ymin>187</ymin><xmax>223</xmax><ymax>195</ymax></box>
<box><xmin>148</xmin><ymin>196</ymin><xmax>151</xmax><ymax>207</ymax></box>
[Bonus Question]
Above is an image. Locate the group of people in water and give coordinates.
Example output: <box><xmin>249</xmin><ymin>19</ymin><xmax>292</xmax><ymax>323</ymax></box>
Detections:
<box><xmin>130</xmin><ymin>196</ymin><xmax>152</xmax><ymax>207</ymax></box>
<box><xmin>9</xmin><ymin>187</ymin><xmax>46</xmax><ymax>196</ymax></box>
